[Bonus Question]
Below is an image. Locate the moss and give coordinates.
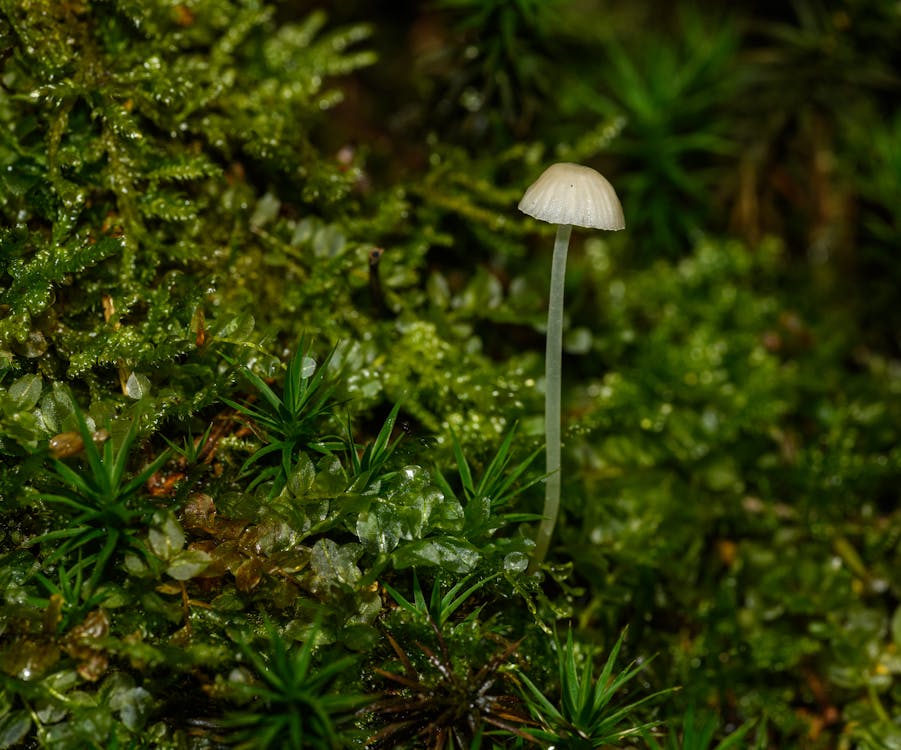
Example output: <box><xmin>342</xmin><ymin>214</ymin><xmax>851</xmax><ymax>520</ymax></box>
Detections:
<box><xmin>2</xmin><ymin>1</ymin><xmax>901</xmax><ymax>748</ymax></box>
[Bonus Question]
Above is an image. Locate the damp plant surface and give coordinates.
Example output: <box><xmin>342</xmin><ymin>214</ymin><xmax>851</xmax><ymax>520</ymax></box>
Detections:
<box><xmin>1</xmin><ymin>2</ymin><xmax>900</xmax><ymax>749</ymax></box>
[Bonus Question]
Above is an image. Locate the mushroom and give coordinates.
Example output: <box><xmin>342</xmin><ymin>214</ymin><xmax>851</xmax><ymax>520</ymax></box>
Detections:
<box><xmin>518</xmin><ymin>163</ymin><xmax>624</xmax><ymax>572</ymax></box>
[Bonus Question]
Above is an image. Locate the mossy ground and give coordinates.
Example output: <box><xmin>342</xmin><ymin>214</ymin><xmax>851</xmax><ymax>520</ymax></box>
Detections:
<box><xmin>1</xmin><ymin>2</ymin><xmax>900</xmax><ymax>748</ymax></box>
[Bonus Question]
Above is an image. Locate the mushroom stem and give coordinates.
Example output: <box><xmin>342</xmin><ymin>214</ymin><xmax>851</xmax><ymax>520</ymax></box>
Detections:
<box><xmin>529</xmin><ymin>223</ymin><xmax>572</xmax><ymax>573</ymax></box>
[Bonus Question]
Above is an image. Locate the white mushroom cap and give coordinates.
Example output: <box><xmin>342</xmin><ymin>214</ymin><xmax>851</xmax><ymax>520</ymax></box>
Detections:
<box><xmin>518</xmin><ymin>162</ymin><xmax>625</xmax><ymax>230</ymax></box>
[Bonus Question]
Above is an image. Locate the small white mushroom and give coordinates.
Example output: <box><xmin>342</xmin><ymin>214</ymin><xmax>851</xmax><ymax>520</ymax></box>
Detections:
<box><xmin>518</xmin><ymin>162</ymin><xmax>624</xmax><ymax>573</ymax></box>
<box><xmin>518</xmin><ymin>162</ymin><xmax>624</xmax><ymax>231</ymax></box>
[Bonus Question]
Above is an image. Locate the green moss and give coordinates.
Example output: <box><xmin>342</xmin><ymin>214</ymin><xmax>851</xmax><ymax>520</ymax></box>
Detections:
<box><xmin>1</xmin><ymin>1</ymin><xmax>900</xmax><ymax>747</ymax></box>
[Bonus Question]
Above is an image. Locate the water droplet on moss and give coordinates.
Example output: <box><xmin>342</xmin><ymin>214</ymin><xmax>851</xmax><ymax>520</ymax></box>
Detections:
<box><xmin>504</xmin><ymin>551</ymin><xmax>528</xmax><ymax>572</ymax></box>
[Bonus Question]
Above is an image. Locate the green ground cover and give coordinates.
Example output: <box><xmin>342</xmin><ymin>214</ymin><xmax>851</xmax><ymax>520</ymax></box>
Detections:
<box><xmin>1</xmin><ymin>1</ymin><xmax>899</xmax><ymax>747</ymax></box>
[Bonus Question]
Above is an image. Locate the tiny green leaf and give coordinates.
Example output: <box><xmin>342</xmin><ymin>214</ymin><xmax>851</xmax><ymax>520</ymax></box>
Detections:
<box><xmin>8</xmin><ymin>373</ymin><xmax>42</xmax><ymax>411</ymax></box>
<box><xmin>167</xmin><ymin>549</ymin><xmax>212</xmax><ymax>581</ymax></box>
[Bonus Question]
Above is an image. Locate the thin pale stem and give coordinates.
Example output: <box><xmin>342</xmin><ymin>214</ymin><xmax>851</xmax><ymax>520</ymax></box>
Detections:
<box><xmin>529</xmin><ymin>224</ymin><xmax>571</xmax><ymax>573</ymax></box>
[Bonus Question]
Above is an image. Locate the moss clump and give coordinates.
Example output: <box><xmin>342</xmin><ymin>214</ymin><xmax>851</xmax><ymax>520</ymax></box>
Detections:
<box><xmin>2</xmin><ymin>2</ymin><xmax>901</xmax><ymax>749</ymax></box>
